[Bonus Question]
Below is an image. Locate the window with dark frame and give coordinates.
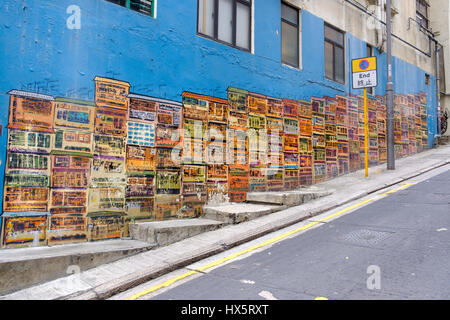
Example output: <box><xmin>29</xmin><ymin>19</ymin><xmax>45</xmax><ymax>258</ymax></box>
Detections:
<box><xmin>281</xmin><ymin>2</ymin><xmax>300</xmax><ymax>68</ymax></box>
<box><xmin>366</xmin><ymin>44</ymin><xmax>374</xmax><ymax>95</ymax></box>
<box><xmin>197</xmin><ymin>0</ymin><xmax>252</xmax><ymax>52</ymax></box>
<box><xmin>105</xmin><ymin>0</ymin><xmax>155</xmax><ymax>17</ymax></box>
<box><xmin>324</xmin><ymin>23</ymin><xmax>345</xmax><ymax>84</ymax></box>
<box><xmin>416</xmin><ymin>0</ymin><xmax>429</xmax><ymax>29</ymax></box>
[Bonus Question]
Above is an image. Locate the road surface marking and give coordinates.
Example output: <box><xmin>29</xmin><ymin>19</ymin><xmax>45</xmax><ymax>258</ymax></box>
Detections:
<box><xmin>125</xmin><ymin>198</ymin><xmax>373</xmax><ymax>300</ymax></box>
<box><xmin>315</xmin><ymin>297</ymin><xmax>329</xmax><ymax>300</ymax></box>
<box><xmin>240</xmin><ymin>279</ymin><xmax>255</xmax><ymax>284</ymax></box>
<box><xmin>380</xmin><ymin>183</ymin><xmax>417</xmax><ymax>196</ymax></box>
<box><xmin>126</xmin><ymin>270</ymin><xmax>197</xmax><ymax>300</ymax></box>
<box><xmin>259</xmin><ymin>291</ymin><xmax>278</xmax><ymax>300</ymax></box>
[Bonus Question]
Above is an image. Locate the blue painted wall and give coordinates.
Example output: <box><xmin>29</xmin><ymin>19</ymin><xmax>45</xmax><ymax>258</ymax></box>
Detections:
<box><xmin>0</xmin><ymin>0</ymin><xmax>438</xmax><ymax>217</ymax></box>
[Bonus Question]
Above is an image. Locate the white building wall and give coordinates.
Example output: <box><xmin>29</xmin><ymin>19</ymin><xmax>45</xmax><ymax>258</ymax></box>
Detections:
<box><xmin>429</xmin><ymin>0</ymin><xmax>450</xmax><ymax>135</ymax></box>
<box><xmin>286</xmin><ymin>0</ymin><xmax>435</xmax><ymax>75</ymax></box>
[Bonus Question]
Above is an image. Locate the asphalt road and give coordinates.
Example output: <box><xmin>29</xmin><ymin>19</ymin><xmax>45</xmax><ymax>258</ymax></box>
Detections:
<box><xmin>121</xmin><ymin>168</ymin><xmax>450</xmax><ymax>300</ymax></box>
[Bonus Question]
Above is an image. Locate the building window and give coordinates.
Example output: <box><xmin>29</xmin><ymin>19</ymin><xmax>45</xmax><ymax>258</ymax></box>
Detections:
<box><xmin>366</xmin><ymin>44</ymin><xmax>374</xmax><ymax>95</ymax></box>
<box><xmin>416</xmin><ymin>0</ymin><xmax>429</xmax><ymax>29</ymax></box>
<box><xmin>197</xmin><ymin>0</ymin><xmax>252</xmax><ymax>52</ymax></box>
<box><xmin>105</xmin><ymin>0</ymin><xmax>155</xmax><ymax>17</ymax></box>
<box><xmin>281</xmin><ymin>2</ymin><xmax>300</xmax><ymax>68</ymax></box>
<box><xmin>324</xmin><ymin>23</ymin><xmax>345</xmax><ymax>84</ymax></box>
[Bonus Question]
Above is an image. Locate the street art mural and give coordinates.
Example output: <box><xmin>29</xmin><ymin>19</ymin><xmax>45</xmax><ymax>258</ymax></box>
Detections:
<box><xmin>0</xmin><ymin>76</ymin><xmax>429</xmax><ymax>248</ymax></box>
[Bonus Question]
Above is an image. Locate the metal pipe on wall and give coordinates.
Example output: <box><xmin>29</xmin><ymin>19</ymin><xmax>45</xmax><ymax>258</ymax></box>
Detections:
<box><xmin>436</xmin><ymin>44</ymin><xmax>441</xmax><ymax>140</ymax></box>
<box><xmin>386</xmin><ymin>0</ymin><xmax>395</xmax><ymax>170</ymax></box>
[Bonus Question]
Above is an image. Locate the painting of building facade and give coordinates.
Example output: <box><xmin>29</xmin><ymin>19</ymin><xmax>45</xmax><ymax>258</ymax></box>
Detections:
<box><xmin>0</xmin><ymin>76</ymin><xmax>429</xmax><ymax>248</ymax></box>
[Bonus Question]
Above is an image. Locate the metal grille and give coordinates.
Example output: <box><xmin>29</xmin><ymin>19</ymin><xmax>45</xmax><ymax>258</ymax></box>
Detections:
<box><xmin>340</xmin><ymin>229</ymin><xmax>393</xmax><ymax>246</ymax></box>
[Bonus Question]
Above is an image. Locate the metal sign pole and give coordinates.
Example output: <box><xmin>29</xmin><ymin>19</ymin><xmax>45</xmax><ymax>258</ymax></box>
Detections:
<box><xmin>386</xmin><ymin>0</ymin><xmax>395</xmax><ymax>170</ymax></box>
<box><xmin>364</xmin><ymin>88</ymin><xmax>368</xmax><ymax>178</ymax></box>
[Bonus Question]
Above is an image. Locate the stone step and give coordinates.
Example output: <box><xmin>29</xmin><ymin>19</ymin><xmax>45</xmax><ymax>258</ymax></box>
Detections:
<box><xmin>203</xmin><ymin>203</ymin><xmax>284</xmax><ymax>224</ymax></box>
<box><xmin>246</xmin><ymin>187</ymin><xmax>331</xmax><ymax>206</ymax></box>
<box><xmin>438</xmin><ymin>135</ymin><xmax>450</xmax><ymax>145</ymax></box>
<box><xmin>129</xmin><ymin>218</ymin><xmax>225</xmax><ymax>247</ymax></box>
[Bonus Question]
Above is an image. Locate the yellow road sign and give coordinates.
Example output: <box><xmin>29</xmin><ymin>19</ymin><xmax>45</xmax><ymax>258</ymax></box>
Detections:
<box><xmin>352</xmin><ymin>57</ymin><xmax>377</xmax><ymax>73</ymax></box>
<box><xmin>352</xmin><ymin>56</ymin><xmax>378</xmax><ymax>89</ymax></box>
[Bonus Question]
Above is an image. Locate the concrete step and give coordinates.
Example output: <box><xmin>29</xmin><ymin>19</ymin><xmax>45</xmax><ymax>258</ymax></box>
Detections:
<box><xmin>0</xmin><ymin>239</ymin><xmax>154</xmax><ymax>296</ymax></box>
<box><xmin>129</xmin><ymin>218</ymin><xmax>225</xmax><ymax>247</ymax></box>
<box><xmin>438</xmin><ymin>135</ymin><xmax>450</xmax><ymax>145</ymax></box>
<box><xmin>246</xmin><ymin>187</ymin><xmax>332</xmax><ymax>206</ymax></box>
<box><xmin>203</xmin><ymin>203</ymin><xmax>284</xmax><ymax>224</ymax></box>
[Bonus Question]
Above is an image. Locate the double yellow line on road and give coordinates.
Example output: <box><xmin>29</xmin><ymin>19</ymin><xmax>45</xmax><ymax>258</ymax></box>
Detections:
<box><xmin>125</xmin><ymin>183</ymin><xmax>416</xmax><ymax>300</ymax></box>
<box><xmin>380</xmin><ymin>182</ymin><xmax>416</xmax><ymax>196</ymax></box>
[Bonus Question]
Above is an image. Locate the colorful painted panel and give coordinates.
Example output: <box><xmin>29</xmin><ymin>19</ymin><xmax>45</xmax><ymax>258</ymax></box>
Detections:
<box><xmin>182</xmin><ymin>92</ymin><xmax>209</xmax><ymax>121</ymax></box>
<box><xmin>155</xmin><ymin>195</ymin><xmax>181</xmax><ymax>220</ymax></box>
<box><xmin>249</xmin><ymin>130</ymin><xmax>268</xmax><ymax>168</ymax></box>
<box><xmin>207</xmin><ymin>122</ymin><xmax>227</xmax><ymax>164</ymax></box>
<box><xmin>249</xmin><ymin>167</ymin><xmax>266</xmax><ymax>192</ymax></box>
<box><xmin>8</xmin><ymin>129</ymin><xmax>52</xmax><ymax>154</ymax></box>
<box><xmin>54</xmin><ymin>98</ymin><xmax>95</xmax><ymax>131</ymax></box>
<box><xmin>265</xmin><ymin>168</ymin><xmax>284</xmax><ymax>191</ymax></box>
<box><xmin>228</xmin><ymin>87</ymin><xmax>248</xmax><ymax>113</ymax></box>
<box><xmin>50</xmin><ymin>189</ymin><xmax>88</xmax><ymax>215</ymax></box>
<box><xmin>47</xmin><ymin>214</ymin><xmax>87</xmax><ymax>245</ymax></box>
<box><xmin>182</xmin><ymin>165</ymin><xmax>207</xmax><ymax>203</ymax></box>
<box><xmin>267</xmin><ymin>97</ymin><xmax>283</xmax><ymax>119</ymax></box>
<box><xmin>228</xmin><ymin>110</ymin><xmax>248</xmax><ymax>130</ymax></box>
<box><xmin>299</xmin><ymin>154</ymin><xmax>313</xmax><ymax>186</ymax></box>
<box><xmin>157</xmin><ymin>103</ymin><xmax>182</xmax><ymax>127</ymax></box>
<box><xmin>54</xmin><ymin>130</ymin><xmax>93</xmax><ymax>155</ymax></box>
<box><xmin>94</xmin><ymin>134</ymin><xmax>125</xmax><ymax>157</ymax></box>
<box><xmin>248</xmin><ymin>115</ymin><xmax>266</xmax><ymax>130</ymax></box>
<box><xmin>128</xmin><ymin>94</ymin><xmax>158</xmax><ymax>123</ymax></box>
<box><xmin>7</xmin><ymin>91</ymin><xmax>54</xmax><ymax>133</ymax></box>
<box><xmin>283</xmin><ymin>118</ymin><xmax>299</xmax><ymax>136</ymax></box>
<box><xmin>94</xmin><ymin>77</ymin><xmax>130</xmax><ymax>110</ymax></box>
<box><xmin>88</xmin><ymin>186</ymin><xmax>126</xmax><ymax>213</ymax></box>
<box><xmin>284</xmin><ymin>168</ymin><xmax>300</xmax><ymax>190</ymax></box>
<box><xmin>208</xmin><ymin>100</ymin><xmax>228</xmax><ymax>124</ymax></box>
<box><xmin>156</xmin><ymin>126</ymin><xmax>182</xmax><ymax>148</ymax></box>
<box><xmin>298</xmin><ymin>100</ymin><xmax>312</xmax><ymax>119</ymax></box>
<box><xmin>156</xmin><ymin>170</ymin><xmax>181</xmax><ymax>195</ymax></box>
<box><xmin>127</xmin><ymin>121</ymin><xmax>156</xmax><ymax>147</ymax></box>
<box><xmin>3</xmin><ymin>187</ymin><xmax>49</xmax><ymax>212</ymax></box>
<box><xmin>126</xmin><ymin>145</ymin><xmax>156</xmax><ymax>173</ymax></box>
<box><xmin>95</xmin><ymin>107</ymin><xmax>127</xmax><ymax>137</ymax></box>
<box><xmin>87</xmin><ymin>212</ymin><xmax>125</xmax><ymax>241</ymax></box>
<box><xmin>282</xmin><ymin>99</ymin><xmax>299</xmax><ymax>119</ymax></box>
<box><xmin>126</xmin><ymin>175</ymin><xmax>155</xmax><ymax>198</ymax></box>
<box><xmin>266</xmin><ymin>117</ymin><xmax>284</xmax><ymax>133</ymax></box>
<box><xmin>91</xmin><ymin>156</ymin><xmax>125</xmax><ymax>186</ymax></box>
<box><xmin>1</xmin><ymin>214</ymin><xmax>49</xmax><ymax>248</ymax></box>
<box><xmin>283</xmin><ymin>134</ymin><xmax>299</xmax><ymax>153</ymax></box>
<box><xmin>248</xmin><ymin>92</ymin><xmax>267</xmax><ymax>115</ymax></box>
<box><xmin>299</xmin><ymin>117</ymin><xmax>312</xmax><ymax>137</ymax></box>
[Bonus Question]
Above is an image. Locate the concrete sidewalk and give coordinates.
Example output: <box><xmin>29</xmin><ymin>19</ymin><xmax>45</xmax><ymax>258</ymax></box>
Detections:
<box><xmin>2</xmin><ymin>144</ymin><xmax>450</xmax><ymax>300</ymax></box>
<box><xmin>0</xmin><ymin>239</ymin><xmax>155</xmax><ymax>295</ymax></box>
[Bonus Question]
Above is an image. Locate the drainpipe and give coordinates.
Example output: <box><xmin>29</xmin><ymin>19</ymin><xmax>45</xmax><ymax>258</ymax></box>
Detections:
<box><xmin>436</xmin><ymin>44</ymin><xmax>441</xmax><ymax>142</ymax></box>
<box><xmin>376</xmin><ymin>0</ymin><xmax>385</xmax><ymax>51</ymax></box>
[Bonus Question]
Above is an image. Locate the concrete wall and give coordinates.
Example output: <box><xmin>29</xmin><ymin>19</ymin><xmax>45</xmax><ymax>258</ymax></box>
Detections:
<box><xmin>286</xmin><ymin>0</ymin><xmax>435</xmax><ymax>75</ymax></box>
<box><xmin>429</xmin><ymin>0</ymin><xmax>450</xmax><ymax>135</ymax></box>
<box><xmin>0</xmin><ymin>0</ymin><xmax>439</xmax><ymax>247</ymax></box>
